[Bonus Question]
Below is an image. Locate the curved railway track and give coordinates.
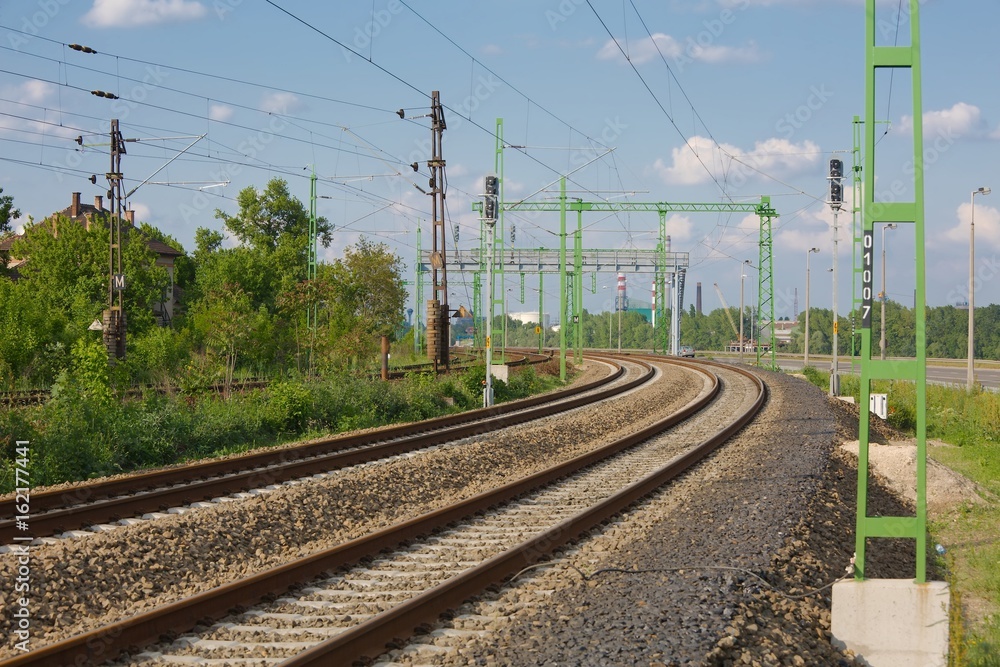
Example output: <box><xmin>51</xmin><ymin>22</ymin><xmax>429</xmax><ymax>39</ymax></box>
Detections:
<box><xmin>0</xmin><ymin>352</ymin><xmax>608</xmax><ymax>544</ymax></box>
<box><xmin>0</xmin><ymin>349</ymin><xmax>523</xmax><ymax>407</ymax></box>
<box><xmin>0</xmin><ymin>356</ymin><xmax>765</xmax><ymax>667</ymax></box>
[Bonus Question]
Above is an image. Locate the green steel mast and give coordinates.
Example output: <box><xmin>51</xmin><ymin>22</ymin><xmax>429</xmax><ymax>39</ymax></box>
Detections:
<box><xmin>855</xmin><ymin>0</ymin><xmax>928</xmax><ymax>582</ymax></box>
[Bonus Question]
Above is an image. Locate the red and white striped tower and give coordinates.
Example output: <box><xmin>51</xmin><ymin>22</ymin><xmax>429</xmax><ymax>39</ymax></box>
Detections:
<box><xmin>651</xmin><ymin>283</ymin><xmax>657</xmax><ymax>328</ymax></box>
<box><xmin>616</xmin><ymin>273</ymin><xmax>627</xmax><ymax>313</ymax></box>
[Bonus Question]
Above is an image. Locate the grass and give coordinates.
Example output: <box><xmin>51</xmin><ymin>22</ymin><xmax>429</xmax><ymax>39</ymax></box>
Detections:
<box><xmin>798</xmin><ymin>364</ymin><xmax>1000</xmax><ymax>665</ymax></box>
<box><xmin>0</xmin><ymin>363</ymin><xmax>569</xmax><ymax>494</ymax></box>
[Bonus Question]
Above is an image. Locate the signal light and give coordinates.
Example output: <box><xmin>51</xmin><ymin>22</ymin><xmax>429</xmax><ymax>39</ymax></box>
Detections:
<box><xmin>485</xmin><ymin>175</ymin><xmax>498</xmax><ymax>196</ymax></box>
<box><xmin>830</xmin><ymin>181</ymin><xmax>843</xmax><ymax>205</ymax></box>
<box><xmin>829</xmin><ymin>158</ymin><xmax>844</xmax><ymax>179</ymax></box>
<box><xmin>484</xmin><ymin>197</ymin><xmax>497</xmax><ymax>220</ymax></box>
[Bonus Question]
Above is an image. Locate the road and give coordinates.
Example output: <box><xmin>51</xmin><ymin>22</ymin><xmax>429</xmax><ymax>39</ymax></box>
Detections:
<box><xmin>773</xmin><ymin>357</ymin><xmax>1000</xmax><ymax>390</ymax></box>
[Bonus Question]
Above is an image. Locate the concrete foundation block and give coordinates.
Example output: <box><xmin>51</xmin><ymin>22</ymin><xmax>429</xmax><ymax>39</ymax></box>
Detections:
<box><xmin>831</xmin><ymin>578</ymin><xmax>949</xmax><ymax>667</ymax></box>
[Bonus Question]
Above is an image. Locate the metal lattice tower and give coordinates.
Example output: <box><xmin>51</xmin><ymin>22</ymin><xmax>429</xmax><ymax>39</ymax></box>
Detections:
<box><xmin>756</xmin><ymin>199</ymin><xmax>778</xmax><ymax>369</ymax></box>
<box><xmin>104</xmin><ymin>118</ymin><xmax>127</xmax><ymax>362</ymax></box>
<box><xmin>855</xmin><ymin>0</ymin><xmax>928</xmax><ymax>582</ymax></box>
<box><xmin>307</xmin><ymin>169</ymin><xmax>318</xmax><ymax>368</ymax></box>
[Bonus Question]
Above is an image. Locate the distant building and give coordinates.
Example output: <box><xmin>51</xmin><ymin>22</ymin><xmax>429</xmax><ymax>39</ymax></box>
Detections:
<box><xmin>509</xmin><ymin>311</ymin><xmax>551</xmax><ymax>328</ymax></box>
<box><xmin>771</xmin><ymin>319</ymin><xmax>798</xmax><ymax>347</ymax></box>
<box><xmin>1</xmin><ymin>192</ymin><xmax>183</xmax><ymax>325</ymax></box>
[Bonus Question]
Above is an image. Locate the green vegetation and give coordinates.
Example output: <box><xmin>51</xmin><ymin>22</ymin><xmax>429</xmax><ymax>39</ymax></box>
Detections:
<box><xmin>798</xmin><ymin>368</ymin><xmax>1000</xmax><ymax>665</ymax></box>
<box><xmin>0</xmin><ymin>178</ymin><xmax>568</xmax><ymax>492</ymax></box>
<box><xmin>0</xmin><ymin>362</ymin><xmax>563</xmax><ymax>493</ymax></box>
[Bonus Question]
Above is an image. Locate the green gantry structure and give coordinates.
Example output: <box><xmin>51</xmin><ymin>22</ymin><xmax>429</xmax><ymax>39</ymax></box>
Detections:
<box><xmin>856</xmin><ymin>0</ymin><xmax>928</xmax><ymax>582</ymax></box>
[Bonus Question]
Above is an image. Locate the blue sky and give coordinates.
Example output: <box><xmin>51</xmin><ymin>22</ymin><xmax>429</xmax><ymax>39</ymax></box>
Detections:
<box><xmin>1</xmin><ymin>0</ymin><xmax>996</xmax><ymax>321</ymax></box>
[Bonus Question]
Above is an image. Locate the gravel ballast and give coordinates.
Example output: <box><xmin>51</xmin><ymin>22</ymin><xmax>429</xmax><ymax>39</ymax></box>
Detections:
<box><xmin>0</xmin><ymin>361</ymin><xmax>703</xmax><ymax>656</ymax></box>
<box><xmin>419</xmin><ymin>369</ymin><xmax>921</xmax><ymax>666</ymax></box>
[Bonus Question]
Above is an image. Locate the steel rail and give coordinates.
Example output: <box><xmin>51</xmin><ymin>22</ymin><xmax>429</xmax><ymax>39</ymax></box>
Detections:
<box><xmin>282</xmin><ymin>362</ymin><xmax>764</xmax><ymax>666</ymax></box>
<box><xmin>0</xmin><ymin>352</ymin><xmax>511</xmax><ymax>408</ymax></box>
<box><xmin>0</xmin><ymin>358</ymin><xmax>764</xmax><ymax>667</ymax></box>
<box><xmin>0</xmin><ymin>355</ymin><xmax>618</xmax><ymax>543</ymax></box>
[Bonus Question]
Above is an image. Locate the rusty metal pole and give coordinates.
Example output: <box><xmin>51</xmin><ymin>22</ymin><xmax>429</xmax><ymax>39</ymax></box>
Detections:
<box><xmin>381</xmin><ymin>336</ymin><xmax>390</xmax><ymax>381</ymax></box>
<box><xmin>429</xmin><ymin>91</ymin><xmax>449</xmax><ymax>371</ymax></box>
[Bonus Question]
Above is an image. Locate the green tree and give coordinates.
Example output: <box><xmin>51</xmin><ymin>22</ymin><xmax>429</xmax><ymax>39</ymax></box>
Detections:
<box><xmin>315</xmin><ymin>238</ymin><xmax>407</xmax><ymax>368</ymax></box>
<box><xmin>0</xmin><ymin>278</ymin><xmax>56</xmax><ymax>387</ymax></box>
<box><xmin>0</xmin><ymin>186</ymin><xmax>18</xmax><ymax>235</ymax></box>
<box><xmin>190</xmin><ymin>284</ymin><xmax>272</xmax><ymax>395</ymax></box>
<box><xmin>214</xmin><ymin>178</ymin><xmax>331</xmax><ymax>300</ymax></box>
<box><xmin>12</xmin><ymin>215</ymin><xmax>168</xmax><ymax>337</ymax></box>
<box><xmin>216</xmin><ymin>178</ymin><xmax>331</xmax><ymax>252</ymax></box>
<box><xmin>139</xmin><ymin>222</ymin><xmax>195</xmax><ymax>297</ymax></box>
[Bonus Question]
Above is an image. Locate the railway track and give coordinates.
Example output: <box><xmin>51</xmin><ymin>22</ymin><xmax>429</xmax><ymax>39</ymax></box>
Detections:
<box><xmin>0</xmin><ymin>349</ymin><xmax>527</xmax><ymax>407</ymax></box>
<box><xmin>0</xmin><ymin>357</ymin><xmax>765</xmax><ymax>666</ymax></box>
<box><xmin>0</xmin><ymin>352</ymin><xmax>611</xmax><ymax>545</ymax></box>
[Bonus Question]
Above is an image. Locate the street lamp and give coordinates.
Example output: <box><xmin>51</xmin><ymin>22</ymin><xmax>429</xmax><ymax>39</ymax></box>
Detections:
<box><xmin>618</xmin><ymin>297</ymin><xmax>623</xmax><ymax>354</ymax></box>
<box><xmin>616</xmin><ymin>274</ymin><xmax>626</xmax><ymax>354</ymax></box>
<box><xmin>804</xmin><ymin>248</ymin><xmax>820</xmax><ymax>366</ymax></box>
<box><xmin>828</xmin><ymin>158</ymin><xmax>844</xmax><ymax>396</ymax></box>
<box><xmin>880</xmin><ymin>224</ymin><xmax>898</xmax><ymax>360</ymax></box>
<box><xmin>739</xmin><ymin>259</ymin><xmax>752</xmax><ymax>364</ymax></box>
<box><xmin>602</xmin><ymin>285</ymin><xmax>614</xmax><ymax>349</ymax></box>
<box><xmin>969</xmin><ymin>186</ymin><xmax>991</xmax><ymax>390</ymax></box>
<box><xmin>504</xmin><ymin>288</ymin><xmax>513</xmax><ymax>359</ymax></box>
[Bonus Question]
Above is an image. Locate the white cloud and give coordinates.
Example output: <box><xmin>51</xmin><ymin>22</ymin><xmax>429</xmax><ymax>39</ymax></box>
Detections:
<box><xmin>663</xmin><ymin>214</ymin><xmax>695</xmax><ymax>242</ymax></box>
<box><xmin>898</xmin><ymin>102</ymin><xmax>988</xmax><ymax>139</ymax></box>
<box><xmin>0</xmin><ymin>81</ymin><xmax>77</xmax><ymax>141</ymax></box>
<box><xmin>259</xmin><ymin>92</ymin><xmax>302</xmax><ymax>114</ymax></box>
<box><xmin>716</xmin><ymin>0</ymin><xmax>895</xmax><ymax>6</ymax></box>
<box><xmin>653</xmin><ymin>135</ymin><xmax>820</xmax><ymax>186</ymax></box>
<box><xmin>597</xmin><ymin>32</ymin><xmax>760</xmax><ymax>66</ymax></box>
<box><xmin>482</xmin><ymin>44</ymin><xmax>503</xmax><ymax>56</ymax></box>
<box><xmin>208</xmin><ymin>104</ymin><xmax>234</xmax><ymax>122</ymax></box>
<box><xmin>945</xmin><ymin>202</ymin><xmax>1000</xmax><ymax>250</ymax></box>
<box><xmin>130</xmin><ymin>202</ymin><xmax>153</xmax><ymax>222</ymax></box>
<box><xmin>16</xmin><ymin>79</ymin><xmax>52</xmax><ymax>105</ymax></box>
<box><xmin>82</xmin><ymin>0</ymin><xmax>207</xmax><ymax>27</ymax></box>
<box><xmin>598</xmin><ymin>33</ymin><xmax>682</xmax><ymax>64</ymax></box>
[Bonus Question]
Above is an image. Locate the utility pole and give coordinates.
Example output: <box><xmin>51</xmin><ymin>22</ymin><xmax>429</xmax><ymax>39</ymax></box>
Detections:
<box><xmin>483</xmin><ymin>175</ymin><xmax>498</xmax><ymax>406</ymax></box>
<box><xmin>880</xmin><ymin>223</ymin><xmax>897</xmax><ymax>360</ymax></box>
<box><xmin>414</xmin><ymin>224</ymin><xmax>423</xmax><ymax>356</ymax></box>
<box><xmin>307</xmin><ymin>168</ymin><xmax>318</xmax><ymax>374</ymax></box>
<box><xmin>805</xmin><ymin>247</ymin><xmax>819</xmax><ymax>367</ymax></box>
<box><xmin>103</xmin><ymin>119</ymin><xmax>127</xmax><ymax>363</ymax></box>
<box><xmin>829</xmin><ymin>158</ymin><xmax>844</xmax><ymax>396</ymax></box>
<box><xmin>559</xmin><ymin>177</ymin><xmax>567</xmax><ymax>381</ymax></box>
<box><xmin>426</xmin><ymin>91</ymin><xmax>449</xmax><ymax>372</ymax></box>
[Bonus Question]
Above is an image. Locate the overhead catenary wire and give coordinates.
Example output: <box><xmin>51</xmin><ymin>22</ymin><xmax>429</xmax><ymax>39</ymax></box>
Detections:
<box><xmin>263</xmin><ymin>1</ymin><xmax>632</xmax><ymax>211</ymax></box>
<box><xmin>584</xmin><ymin>0</ymin><xmax>731</xmax><ymax>200</ymax></box>
<box><xmin>4</xmin><ymin>12</ymin><xmax>659</xmax><ymax>248</ymax></box>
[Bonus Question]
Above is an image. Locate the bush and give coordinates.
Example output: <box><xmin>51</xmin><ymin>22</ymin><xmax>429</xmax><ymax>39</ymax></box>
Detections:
<box><xmin>266</xmin><ymin>381</ymin><xmax>312</xmax><ymax>432</ymax></box>
<box><xmin>0</xmin><ymin>361</ymin><xmax>564</xmax><ymax>491</ymax></box>
<box><xmin>800</xmin><ymin>366</ymin><xmax>827</xmax><ymax>390</ymax></box>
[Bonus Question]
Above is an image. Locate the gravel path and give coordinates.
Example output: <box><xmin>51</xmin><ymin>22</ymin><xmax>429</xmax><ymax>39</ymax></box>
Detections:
<box><xmin>0</xmin><ymin>360</ymin><xmax>702</xmax><ymax>657</ymax></box>
<box><xmin>396</xmin><ymin>368</ymin><xmax>920</xmax><ymax>666</ymax></box>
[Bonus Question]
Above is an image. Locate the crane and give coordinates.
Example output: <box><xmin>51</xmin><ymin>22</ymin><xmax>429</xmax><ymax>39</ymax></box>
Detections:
<box><xmin>713</xmin><ymin>283</ymin><xmax>741</xmax><ymax>342</ymax></box>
